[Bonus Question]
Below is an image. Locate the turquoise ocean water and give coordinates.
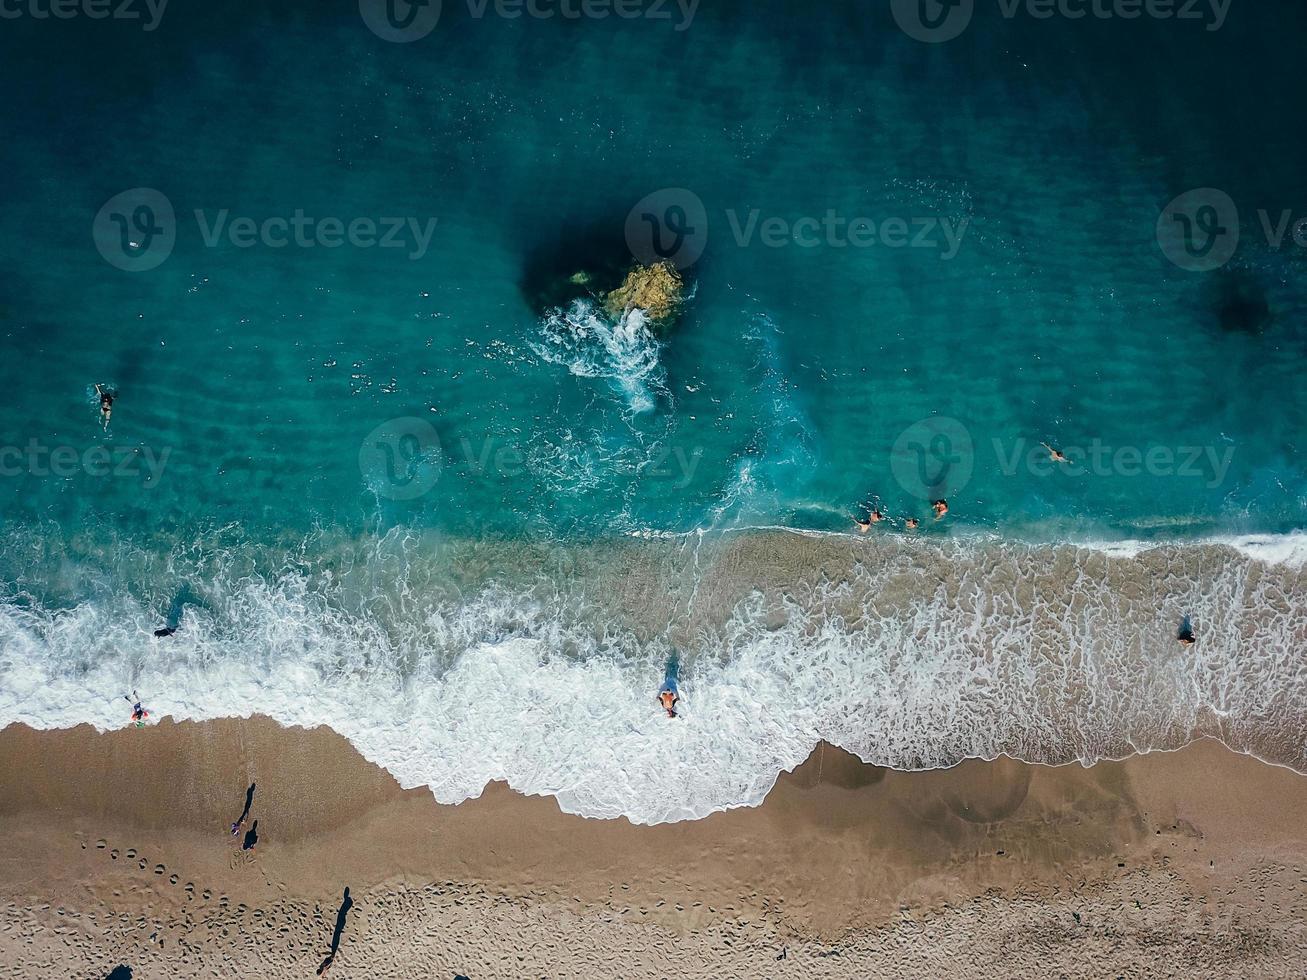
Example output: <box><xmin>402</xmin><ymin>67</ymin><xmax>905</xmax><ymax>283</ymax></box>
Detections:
<box><xmin>1</xmin><ymin>1</ymin><xmax>1304</xmax><ymax>821</ymax></box>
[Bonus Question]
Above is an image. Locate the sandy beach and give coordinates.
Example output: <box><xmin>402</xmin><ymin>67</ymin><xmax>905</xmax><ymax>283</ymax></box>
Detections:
<box><xmin>2</xmin><ymin>719</ymin><xmax>1306</xmax><ymax>978</ymax></box>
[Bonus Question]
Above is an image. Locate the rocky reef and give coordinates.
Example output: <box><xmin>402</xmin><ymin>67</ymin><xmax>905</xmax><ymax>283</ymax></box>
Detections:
<box><xmin>520</xmin><ymin>221</ymin><xmax>689</xmax><ymax>331</ymax></box>
<box><xmin>602</xmin><ymin>261</ymin><xmax>685</xmax><ymax>325</ymax></box>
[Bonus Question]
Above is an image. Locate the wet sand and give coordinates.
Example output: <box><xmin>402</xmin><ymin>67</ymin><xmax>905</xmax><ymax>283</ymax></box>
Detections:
<box><xmin>2</xmin><ymin>718</ymin><xmax>1306</xmax><ymax>978</ymax></box>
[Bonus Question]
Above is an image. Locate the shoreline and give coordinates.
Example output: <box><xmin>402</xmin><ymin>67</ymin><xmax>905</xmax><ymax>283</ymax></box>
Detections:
<box><xmin>4</xmin><ymin>718</ymin><xmax>1307</xmax><ymax>977</ymax></box>
<box><xmin>4</xmin><ymin>526</ymin><xmax>1306</xmax><ymax>824</ymax></box>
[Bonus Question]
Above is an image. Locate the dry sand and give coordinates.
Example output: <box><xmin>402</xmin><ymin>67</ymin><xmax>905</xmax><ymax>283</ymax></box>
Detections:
<box><xmin>2</xmin><ymin>718</ymin><xmax>1306</xmax><ymax>978</ymax></box>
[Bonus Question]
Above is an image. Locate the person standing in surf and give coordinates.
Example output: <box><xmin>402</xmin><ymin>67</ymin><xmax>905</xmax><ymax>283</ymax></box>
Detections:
<box><xmin>658</xmin><ymin>653</ymin><xmax>682</xmax><ymax>718</ymax></box>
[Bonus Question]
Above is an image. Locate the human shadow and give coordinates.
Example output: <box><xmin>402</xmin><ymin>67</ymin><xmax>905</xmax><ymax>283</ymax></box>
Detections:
<box><xmin>230</xmin><ymin>782</ymin><xmax>255</xmax><ymax>835</ymax></box>
<box><xmin>154</xmin><ymin>583</ymin><xmax>203</xmax><ymax>637</ymax></box>
<box><xmin>105</xmin><ymin>967</ymin><xmax>132</xmax><ymax>980</ymax></box>
<box><xmin>316</xmin><ymin>887</ymin><xmax>353</xmax><ymax>975</ymax></box>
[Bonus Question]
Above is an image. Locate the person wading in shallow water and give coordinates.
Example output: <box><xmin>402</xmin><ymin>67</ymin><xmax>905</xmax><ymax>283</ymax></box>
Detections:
<box><xmin>657</xmin><ymin>686</ymin><xmax>680</xmax><ymax>718</ymax></box>
<box><xmin>124</xmin><ymin>691</ymin><xmax>148</xmax><ymax>728</ymax></box>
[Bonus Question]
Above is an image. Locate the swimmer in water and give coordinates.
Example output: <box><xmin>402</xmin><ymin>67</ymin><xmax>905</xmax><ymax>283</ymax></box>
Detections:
<box><xmin>854</xmin><ymin>501</ymin><xmax>885</xmax><ymax>533</ymax></box>
<box><xmin>905</xmin><ymin>517</ymin><xmax>919</xmax><ymax>530</ymax></box>
<box><xmin>1040</xmin><ymin>442</ymin><xmax>1069</xmax><ymax>464</ymax></box>
<box><xmin>94</xmin><ymin>384</ymin><xmax>114</xmax><ymax>430</ymax></box>
<box><xmin>932</xmin><ymin>499</ymin><xmax>949</xmax><ymax>521</ymax></box>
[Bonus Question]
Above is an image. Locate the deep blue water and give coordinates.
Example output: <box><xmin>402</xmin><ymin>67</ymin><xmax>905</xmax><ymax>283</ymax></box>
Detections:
<box><xmin>1</xmin><ymin>0</ymin><xmax>1304</xmax><ymax>542</ymax></box>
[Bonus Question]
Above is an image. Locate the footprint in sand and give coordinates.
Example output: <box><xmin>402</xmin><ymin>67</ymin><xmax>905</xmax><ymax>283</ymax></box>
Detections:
<box><xmin>138</xmin><ymin>860</ymin><xmax>147</xmax><ymax>871</ymax></box>
<box><xmin>96</xmin><ymin>840</ymin><xmax>106</xmax><ymax>849</ymax></box>
<box><xmin>169</xmin><ymin>874</ymin><xmax>179</xmax><ymax>885</ymax></box>
<box><xmin>126</xmin><ymin>848</ymin><xmax>137</xmax><ymax>860</ymax></box>
<box><xmin>202</xmin><ymin>889</ymin><xmax>212</xmax><ymax>901</ymax></box>
<box><xmin>154</xmin><ymin>864</ymin><xmax>166</xmax><ymax>875</ymax></box>
<box><xmin>110</xmin><ymin>849</ymin><xmax>119</xmax><ymax>860</ymax></box>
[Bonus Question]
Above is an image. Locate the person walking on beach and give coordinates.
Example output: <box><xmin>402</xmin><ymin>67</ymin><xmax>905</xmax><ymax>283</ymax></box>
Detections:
<box><xmin>94</xmin><ymin>384</ymin><xmax>115</xmax><ymax>430</ymax></box>
<box><xmin>317</xmin><ymin>887</ymin><xmax>353</xmax><ymax>975</ymax></box>
<box><xmin>124</xmin><ymin>691</ymin><xmax>149</xmax><ymax>728</ymax></box>
<box><xmin>231</xmin><ymin>783</ymin><xmax>255</xmax><ymax>836</ymax></box>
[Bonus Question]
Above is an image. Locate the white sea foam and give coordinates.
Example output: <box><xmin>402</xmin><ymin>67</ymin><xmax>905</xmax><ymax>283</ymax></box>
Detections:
<box><xmin>0</xmin><ymin>531</ymin><xmax>1304</xmax><ymax>825</ymax></box>
<box><xmin>1074</xmin><ymin>531</ymin><xmax>1307</xmax><ymax>567</ymax></box>
<box><xmin>530</xmin><ymin>299</ymin><xmax>666</xmax><ymax>414</ymax></box>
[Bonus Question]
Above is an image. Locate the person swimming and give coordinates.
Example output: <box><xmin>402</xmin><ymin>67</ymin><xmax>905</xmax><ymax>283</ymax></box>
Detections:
<box><xmin>854</xmin><ymin>501</ymin><xmax>885</xmax><ymax>533</ymax></box>
<box><xmin>94</xmin><ymin>384</ymin><xmax>114</xmax><ymax>430</ymax></box>
<box><xmin>932</xmin><ymin>499</ymin><xmax>949</xmax><ymax>520</ymax></box>
<box><xmin>905</xmin><ymin>517</ymin><xmax>919</xmax><ymax>530</ymax></box>
<box><xmin>1040</xmin><ymin>442</ymin><xmax>1069</xmax><ymax>463</ymax></box>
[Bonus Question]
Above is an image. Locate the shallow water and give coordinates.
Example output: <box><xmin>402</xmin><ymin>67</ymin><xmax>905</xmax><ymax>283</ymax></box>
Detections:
<box><xmin>1</xmin><ymin>0</ymin><xmax>1304</xmax><ymax>821</ymax></box>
